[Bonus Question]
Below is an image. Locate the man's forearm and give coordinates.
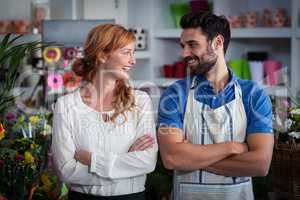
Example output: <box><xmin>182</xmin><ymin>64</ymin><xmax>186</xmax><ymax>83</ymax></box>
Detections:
<box><xmin>205</xmin><ymin>150</ymin><xmax>271</xmax><ymax>177</ymax></box>
<box><xmin>162</xmin><ymin>142</ymin><xmax>245</xmax><ymax>171</ymax></box>
<box><xmin>206</xmin><ymin>134</ymin><xmax>274</xmax><ymax>177</ymax></box>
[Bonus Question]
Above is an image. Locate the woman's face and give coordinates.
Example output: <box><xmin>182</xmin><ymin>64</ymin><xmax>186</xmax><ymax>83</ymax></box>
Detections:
<box><xmin>101</xmin><ymin>41</ymin><xmax>136</xmax><ymax>81</ymax></box>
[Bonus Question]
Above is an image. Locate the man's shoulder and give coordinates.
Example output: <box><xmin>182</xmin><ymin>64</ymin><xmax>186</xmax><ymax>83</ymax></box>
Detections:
<box><xmin>237</xmin><ymin>79</ymin><xmax>268</xmax><ymax>99</ymax></box>
<box><xmin>161</xmin><ymin>78</ymin><xmax>191</xmax><ymax>98</ymax></box>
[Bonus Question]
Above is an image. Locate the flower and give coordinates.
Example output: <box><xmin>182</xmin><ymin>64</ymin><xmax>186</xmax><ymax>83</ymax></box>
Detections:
<box><xmin>290</xmin><ymin>108</ymin><xmax>300</xmax><ymax>115</ymax></box>
<box><xmin>41</xmin><ymin>124</ymin><xmax>52</xmax><ymax>136</ymax></box>
<box><xmin>47</xmin><ymin>73</ymin><xmax>63</xmax><ymax>90</ymax></box>
<box><xmin>64</xmin><ymin>47</ymin><xmax>77</xmax><ymax>60</ymax></box>
<box><xmin>29</xmin><ymin>115</ymin><xmax>40</xmax><ymax>125</ymax></box>
<box><xmin>63</xmin><ymin>71</ymin><xmax>81</xmax><ymax>92</ymax></box>
<box><xmin>43</xmin><ymin>47</ymin><xmax>61</xmax><ymax>63</ymax></box>
<box><xmin>24</xmin><ymin>151</ymin><xmax>35</xmax><ymax>164</ymax></box>
<box><xmin>18</xmin><ymin>116</ymin><xmax>25</xmax><ymax>123</ymax></box>
<box><xmin>288</xmin><ymin>131</ymin><xmax>300</xmax><ymax>139</ymax></box>
<box><xmin>41</xmin><ymin>174</ymin><xmax>52</xmax><ymax>192</ymax></box>
<box><xmin>16</xmin><ymin>154</ymin><xmax>24</xmax><ymax>161</ymax></box>
<box><xmin>5</xmin><ymin>113</ymin><xmax>15</xmax><ymax>123</ymax></box>
<box><xmin>0</xmin><ymin>122</ymin><xmax>5</xmax><ymax>141</ymax></box>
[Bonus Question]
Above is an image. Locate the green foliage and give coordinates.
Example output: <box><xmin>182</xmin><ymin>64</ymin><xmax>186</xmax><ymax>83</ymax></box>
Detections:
<box><xmin>0</xmin><ymin>34</ymin><xmax>43</xmax><ymax>119</ymax></box>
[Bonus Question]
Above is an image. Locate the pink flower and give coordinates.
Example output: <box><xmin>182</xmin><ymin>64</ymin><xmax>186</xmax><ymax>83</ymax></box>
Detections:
<box><xmin>281</xmin><ymin>100</ymin><xmax>290</xmax><ymax>108</ymax></box>
<box><xmin>47</xmin><ymin>73</ymin><xmax>63</xmax><ymax>90</ymax></box>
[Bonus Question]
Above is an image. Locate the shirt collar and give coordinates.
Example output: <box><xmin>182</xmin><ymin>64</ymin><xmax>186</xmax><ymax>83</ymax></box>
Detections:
<box><xmin>192</xmin><ymin>67</ymin><xmax>237</xmax><ymax>92</ymax></box>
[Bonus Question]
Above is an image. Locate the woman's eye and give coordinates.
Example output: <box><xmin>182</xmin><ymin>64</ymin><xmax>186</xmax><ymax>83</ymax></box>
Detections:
<box><xmin>122</xmin><ymin>51</ymin><xmax>130</xmax><ymax>55</ymax></box>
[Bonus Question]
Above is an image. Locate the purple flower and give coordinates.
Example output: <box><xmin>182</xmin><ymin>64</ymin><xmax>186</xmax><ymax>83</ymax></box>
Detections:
<box><xmin>16</xmin><ymin>154</ymin><xmax>24</xmax><ymax>161</ymax></box>
<box><xmin>5</xmin><ymin>112</ymin><xmax>16</xmax><ymax>122</ymax></box>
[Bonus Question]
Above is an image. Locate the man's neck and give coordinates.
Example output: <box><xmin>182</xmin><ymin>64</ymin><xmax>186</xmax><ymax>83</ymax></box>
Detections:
<box><xmin>206</xmin><ymin>58</ymin><xmax>230</xmax><ymax>93</ymax></box>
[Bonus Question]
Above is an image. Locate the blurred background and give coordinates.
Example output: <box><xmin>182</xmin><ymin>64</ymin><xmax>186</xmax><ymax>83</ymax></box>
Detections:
<box><xmin>0</xmin><ymin>0</ymin><xmax>300</xmax><ymax>200</ymax></box>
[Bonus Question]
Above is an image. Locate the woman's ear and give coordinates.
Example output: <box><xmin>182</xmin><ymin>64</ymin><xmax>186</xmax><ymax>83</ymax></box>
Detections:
<box><xmin>97</xmin><ymin>54</ymin><xmax>107</xmax><ymax>64</ymax></box>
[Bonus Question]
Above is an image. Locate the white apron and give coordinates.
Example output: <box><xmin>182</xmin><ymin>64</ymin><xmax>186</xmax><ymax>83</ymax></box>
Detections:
<box><xmin>173</xmin><ymin>77</ymin><xmax>254</xmax><ymax>200</ymax></box>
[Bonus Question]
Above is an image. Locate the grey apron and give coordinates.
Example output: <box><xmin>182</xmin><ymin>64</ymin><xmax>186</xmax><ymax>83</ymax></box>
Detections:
<box><xmin>173</xmin><ymin>77</ymin><xmax>254</xmax><ymax>200</ymax></box>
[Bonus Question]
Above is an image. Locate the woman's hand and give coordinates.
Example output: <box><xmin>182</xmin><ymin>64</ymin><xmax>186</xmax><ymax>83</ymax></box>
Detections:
<box><xmin>74</xmin><ymin>149</ymin><xmax>91</xmax><ymax>166</ymax></box>
<box><xmin>128</xmin><ymin>134</ymin><xmax>154</xmax><ymax>152</ymax></box>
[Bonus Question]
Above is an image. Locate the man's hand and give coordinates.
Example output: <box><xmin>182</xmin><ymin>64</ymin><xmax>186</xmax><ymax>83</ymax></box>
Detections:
<box><xmin>74</xmin><ymin>149</ymin><xmax>91</xmax><ymax>166</ymax></box>
<box><xmin>128</xmin><ymin>134</ymin><xmax>154</xmax><ymax>152</ymax></box>
<box><xmin>230</xmin><ymin>141</ymin><xmax>248</xmax><ymax>154</ymax></box>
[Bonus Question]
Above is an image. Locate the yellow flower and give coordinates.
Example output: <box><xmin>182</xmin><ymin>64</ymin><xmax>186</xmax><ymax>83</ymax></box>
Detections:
<box><xmin>29</xmin><ymin>116</ymin><xmax>40</xmax><ymax>125</ymax></box>
<box><xmin>41</xmin><ymin>174</ymin><xmax>52</xmax><ymax>192</ymax></box>
<box><xmin>30</xmin><ymin>143</ymin><xmax>39</xmax><ymax>150</ymax></box>
<box><xmin>0</xmin><ymin>122</ymin><xmax>5</xmax><ymax>141</ymax></box>
<box><xmin>24</xmin><ymin>151</ymin><xmax>35</xmax><ymax>164</ymax></box>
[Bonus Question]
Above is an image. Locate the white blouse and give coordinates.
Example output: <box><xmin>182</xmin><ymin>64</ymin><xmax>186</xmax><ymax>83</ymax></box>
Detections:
<box><xmin>51</xmin><ymin>89</ymin><xmax>158</xmax><ymax>196</ymax></box>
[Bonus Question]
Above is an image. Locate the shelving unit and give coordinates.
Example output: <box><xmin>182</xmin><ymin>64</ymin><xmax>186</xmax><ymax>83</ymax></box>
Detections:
<box><xmin>125</xmin><ymin>0</ymin><xmax>299</xmax><ymax>102</ymax></box>
<box><xmin>2</xmin><ymin>0</ymin><xmax>300</xmax><ymax>103</ymax></box>
<box><xmin>154</xmin><ymin>28</ymin><xmax>294</xmax><ymax>39</ymax></box>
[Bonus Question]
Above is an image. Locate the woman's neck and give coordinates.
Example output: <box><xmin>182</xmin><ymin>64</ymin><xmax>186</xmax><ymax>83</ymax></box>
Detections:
<box><xmin>81</xmin><ymin>75</ymin><xmax>116</xmax><ymax>112</ymax></box>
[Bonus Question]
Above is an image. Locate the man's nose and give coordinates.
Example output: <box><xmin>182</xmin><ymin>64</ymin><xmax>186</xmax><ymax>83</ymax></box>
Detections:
<box><xmin>181</xmin><ymin>47</ymin><xmax>192</xmax><ymax>58</ymax></box>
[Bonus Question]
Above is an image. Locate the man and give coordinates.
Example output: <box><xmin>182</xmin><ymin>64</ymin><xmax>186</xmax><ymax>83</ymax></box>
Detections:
<box><xmin>157</xmin><ymin>12</ymin><xmax>274</xmax><ymax>200</ymax></box>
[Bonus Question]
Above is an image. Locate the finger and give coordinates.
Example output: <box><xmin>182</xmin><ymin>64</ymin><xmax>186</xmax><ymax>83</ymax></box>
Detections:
<box><xmin>135</xmin><ymin>139</ymin><xmax>155</xmax><ymax>151</ymax></box>
<box><xmin>132</xmin><ymin>136</ymin><xmax>153</xmax><ymax>149</ymax></box>
<box><xmin>129</xmin><ymin>135</ymin><xmax>154</xmax><ymax>152</ymax></box>
<box><xmin>134</xmin><ymin>137</ymin><xmax>154</xmax><ymax>149</ymax></box>
<box><xmin>138</xmin><ymin>143</ymin><xmax>154</xmax><ymax>151</ymax></box>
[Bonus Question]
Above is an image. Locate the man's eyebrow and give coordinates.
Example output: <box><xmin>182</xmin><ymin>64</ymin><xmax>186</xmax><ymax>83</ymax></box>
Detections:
<box><xmin>186</xmin><ymin>40</ymin><xmax>198</xmax><ymax>44</ymax></box>
<box><xmin>180</xmin><ymin>40</ymin><xmax>198</xmax><ymax>47</ymax></box>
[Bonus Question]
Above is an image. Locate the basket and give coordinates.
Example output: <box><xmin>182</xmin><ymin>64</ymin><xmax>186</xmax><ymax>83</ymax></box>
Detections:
<box><xmin>271</xmin><ymin>139</ymin><xmax>300</xmax><ymax>200</ymax></box>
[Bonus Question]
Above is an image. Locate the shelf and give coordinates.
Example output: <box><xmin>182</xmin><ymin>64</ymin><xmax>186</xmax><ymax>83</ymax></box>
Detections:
<box><xmin>262</xmin><ymin>85</ymin><xmax>288</xmax><ymax>97</ymax></box>
<box><xmin>130</xmin><ymin>78</ymin><xmax>180</xmax><ymax>88</ymax></box>
<box><xmin>154</xmin><ymin>28</ymin><xmax>293</xmax><ymax>39</ymax></box>
<box><xmin>231</xmin><ymin>28</ymin><xmax>292</xmax><ymax>38</ymax></box>
<box><xmin>0</xmin><ymin>34</ymin><xmax>41</xmax><ymax>43</ymax></box>
<box><xmin>135</xmin><ymin>51</ymin><xmax>150</xmax><ymax>59</ymax></box>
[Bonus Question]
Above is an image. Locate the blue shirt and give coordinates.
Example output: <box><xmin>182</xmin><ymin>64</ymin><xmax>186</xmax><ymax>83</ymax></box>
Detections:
<box><xmin>157</xmin><ymin>69</ymin><xmax>273</xmax><ymax>134</ymax></box>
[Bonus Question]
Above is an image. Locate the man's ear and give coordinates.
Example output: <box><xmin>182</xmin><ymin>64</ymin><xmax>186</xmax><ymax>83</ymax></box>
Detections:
<box><xmin>213</xmin><ymin>35</ymin><xmax>224</xmax><ymax>50</ymax></box>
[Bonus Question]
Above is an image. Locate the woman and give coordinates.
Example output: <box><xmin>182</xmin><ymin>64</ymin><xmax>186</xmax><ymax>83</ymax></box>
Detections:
<box><xmin>51</xmin><ymin>24</ymin><xmax>158</xmax><ymax>200</ymax></box>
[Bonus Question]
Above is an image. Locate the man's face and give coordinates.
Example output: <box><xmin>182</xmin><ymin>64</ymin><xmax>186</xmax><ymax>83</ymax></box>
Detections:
<box><xmin>180</xmin><ymin>28</ymin><xmax>218</xmax><ymax>76</ymax></box>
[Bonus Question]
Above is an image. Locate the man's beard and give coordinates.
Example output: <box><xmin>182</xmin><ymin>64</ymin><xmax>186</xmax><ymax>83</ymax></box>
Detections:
<box><xmin>184</xmin><ymin>47</ymin><xmax>218</xmax><ymax>76</ymax></box>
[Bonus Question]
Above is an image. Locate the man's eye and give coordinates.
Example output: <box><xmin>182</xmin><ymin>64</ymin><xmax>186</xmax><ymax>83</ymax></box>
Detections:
<box><xmin>189</xmin><ymin>43</ymin><xmax>198</xmax><ymax>48</ymax></box>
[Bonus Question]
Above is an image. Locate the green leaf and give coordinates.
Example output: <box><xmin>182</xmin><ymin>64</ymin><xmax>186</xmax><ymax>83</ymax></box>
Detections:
<box><xmin>0</xmin><ymin>34</ymin><xmax>43</xmax><ymax>118</ymax></box>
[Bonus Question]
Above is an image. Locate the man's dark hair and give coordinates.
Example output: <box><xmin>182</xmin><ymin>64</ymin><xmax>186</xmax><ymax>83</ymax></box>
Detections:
<box><xmin>180</xmin><ymin>12</ymin><xmax>231</xmax><ymax>54</ymax></box>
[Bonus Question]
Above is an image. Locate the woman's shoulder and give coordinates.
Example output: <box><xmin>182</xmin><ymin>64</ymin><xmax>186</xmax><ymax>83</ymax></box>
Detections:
<box><xmin>55</xmin><ymin>90</ymin><xmax>79</xmax><ymax>111</ymax></box>
<box><xmin>133</xmin><ymin>89</ymin><xmax>151</xmax><ymax>103</ymax></box>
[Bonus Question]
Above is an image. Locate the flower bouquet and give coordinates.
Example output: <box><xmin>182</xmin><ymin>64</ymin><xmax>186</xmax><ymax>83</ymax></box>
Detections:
<box><xmin>273</xmin><ymin>99</ymin><xmax>300</xmax><ymax>146</ymax></box>
<box><xmin>0</xmin><ymin>112</ymin><xmax>52</xmax><ymax>200</ymax></box>
<box><xmin>271</xmin><ymin>97</ymin><xmax>300</xmax><ymax>199</ymax></box>
<box><xmin>0</xmin><ymin>34</ymin><xmax>66</xmax><ymax>200</ymax></box>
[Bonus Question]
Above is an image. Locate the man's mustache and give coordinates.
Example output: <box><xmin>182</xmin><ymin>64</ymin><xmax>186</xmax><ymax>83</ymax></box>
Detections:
<box><xmin>183</xmin><ymin>56</ymin><xmax>199</xmax><ymax>66</ymax></box>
